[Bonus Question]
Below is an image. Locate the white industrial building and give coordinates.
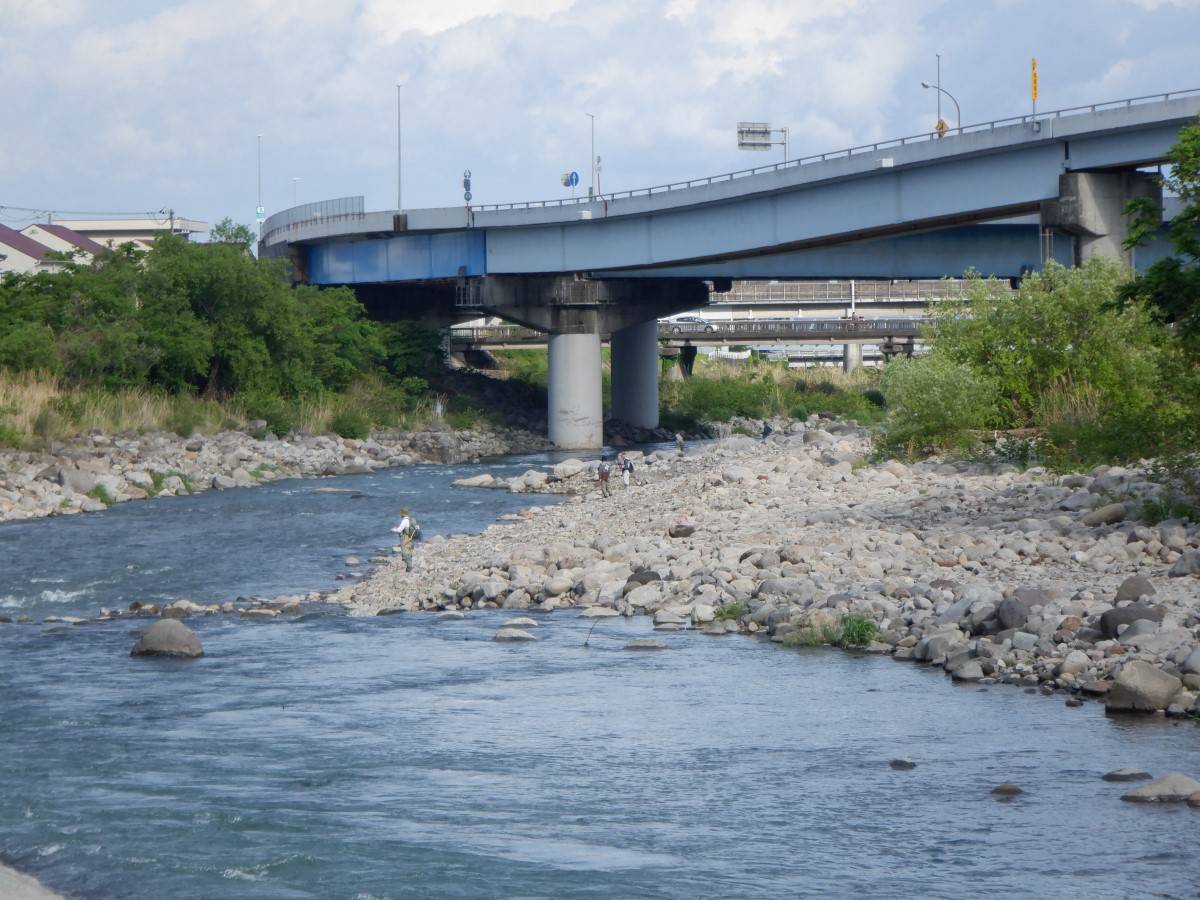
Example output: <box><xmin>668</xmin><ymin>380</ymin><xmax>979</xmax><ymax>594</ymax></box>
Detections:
<box><xmin>0</xmin><ymin>224</ymin><xmax>61</xmax><ymax>275</ymax></box>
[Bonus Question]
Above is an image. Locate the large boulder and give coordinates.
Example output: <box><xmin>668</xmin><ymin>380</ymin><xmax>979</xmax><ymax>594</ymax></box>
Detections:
<box><xmin>1182</xmin><ymin>646</ymin><xmax>1200</xmax><ymax>676</ymax></box>
<box><xmin>1169</xmin><ymin>550</ymin><xmax>1200</xmax><ymax>577</ymax></box>
<box><xmin>1106</xmin><ymin>660</ymin><xmax>1182</xmax><ymax>712</ymax></box>
<box><xmin>494</xmin><ymin>627</ymin><xmax>536</xmax><ymax>642</ymax></box>
<box><xmin>1121</xmin><ymin>773</ymin><xmax>1200</xmax><ymax>802</ymax></box>
<box><xmin>130</xmin><ymin>619</ymin><xmax>203</xmax><ymax>658</ymax></box>
<box><xmin>991</xmin><ymin>586</ymin><xmax>1057</xmax><ymax>632</ymax></box>
<box><xmin>1099</xmin><ymin>602</ymin><xmax>1164</xmax><ymax>639</ymax></box>
<box><xmin>452</xmin><ymin>473</ymin><xmax>496</xmax><ymax>488</ymax></box>
<box><xmin>1081</xmin><ymin>502</ymin><xmax>1127</xmax><ymax>527</ymax></box>
<box><xmin>1114</xmin><ymin>575</ymin><xmax>1155</xmax><ymax>604</ymax></box>
<box><xmin>552</xmin><ymin>458</ymin><xmax>587</xmax><ymax>480</ymax></box>
<box><xmin>721</xmin><ymin>466</ymin><xmax>754</xmax><ymax>483</ymax></box>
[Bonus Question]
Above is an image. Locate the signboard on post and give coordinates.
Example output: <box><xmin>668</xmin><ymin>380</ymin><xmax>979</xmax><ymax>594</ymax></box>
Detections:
<box><xmin>255</xmin><ymin>205</ymin><xmax>265</xmax><ymax>223</ymax></box>
<box><xmin>737</xmin><ymin>122</ymin><xmax>773</xmax><ymax>150</ymax></box>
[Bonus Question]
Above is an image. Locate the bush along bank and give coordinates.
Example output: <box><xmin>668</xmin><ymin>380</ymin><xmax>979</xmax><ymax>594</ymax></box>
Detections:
<box><xmin>0</xmin><ymin>424</ymin><xmax>547</xmax><ymax>524</ymax></box>
<box><xmin>336</xmin><ymin>419</ymin><xmax>1200</xmax><ymax>718</ymax></box>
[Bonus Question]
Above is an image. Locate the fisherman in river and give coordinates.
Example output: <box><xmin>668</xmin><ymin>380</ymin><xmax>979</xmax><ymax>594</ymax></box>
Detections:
<box><xmin>596</xmin><ymin>454</ymin><xmax>613</xmax><ymax>498</ymax></box>
<box><xmin>618</xmin><ymin>451</ymin><xmax>635</xmax><ymax>488</ymax></box>
<box><xmin>675</xmin><ymin>432</ymin><xmax>685</xmax><ymax>455</ymax></box>
<box><xmin>391</xmin><ymin>507</ymin><xmax>420</xmax><ymax>571</ymax></box>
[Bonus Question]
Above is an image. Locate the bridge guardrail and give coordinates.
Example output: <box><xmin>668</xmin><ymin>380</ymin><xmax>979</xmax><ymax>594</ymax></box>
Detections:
<box><xmin>721</xmin><ymin>279</ymin><xmax>978</xmax><ymax>303</ymax></box>
<box><xmin>449</xmin><ymin>317</ymin><xmax>927</xmax><ymax>344</ymax></box>
<box><xmin>260</xmin><ymin>196</ymin><xmax>365</xmax><ymax>246</ymax></box>
<box><xmin>470</xmin><ymin>88</ymin><xmax>1200</xmax><ymax>212</ymax></box>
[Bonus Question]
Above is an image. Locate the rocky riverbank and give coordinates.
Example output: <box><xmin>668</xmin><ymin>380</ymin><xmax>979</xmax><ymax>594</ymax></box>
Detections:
<box><xmin>0</xmin><ymin>424</ymin><xmax>547</xmax><ymax>524</ymax></box>
<box><xmin>338</xmin><ymin>418</ymin><xmax>1200</xmax><ymax>717</ymax></box>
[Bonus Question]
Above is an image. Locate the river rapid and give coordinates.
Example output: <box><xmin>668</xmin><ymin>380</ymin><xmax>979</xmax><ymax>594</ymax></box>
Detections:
<box><xmin>2</xmin><ymin>452</ymin><xmax>1199</xmax><ymax>899</ymax></box>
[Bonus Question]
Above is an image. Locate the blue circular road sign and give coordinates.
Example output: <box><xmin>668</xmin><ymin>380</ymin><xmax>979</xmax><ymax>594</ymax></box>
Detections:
<box><xmin>568</xmin><ymin>171</ymin><xmax>580</xmax><ymax>187</ymax></box>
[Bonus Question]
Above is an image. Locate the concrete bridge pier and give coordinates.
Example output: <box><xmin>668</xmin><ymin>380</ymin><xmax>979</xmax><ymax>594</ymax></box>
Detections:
<box><xmin>548</xmin><ymin>329</ymin><xmax>603</xmax><ymax>448</ymax></box>
<box><xmin>1042</xmin><ymin>171</ymin><xmax>1161</xmax><ymax>266</ymax></box>
<box><xmin>479</xmin><ymin>275</ymin><xmax>708</xmax><ymax>448</ymax></box>
<box><xmin>842</xmin><ymin>343</ymin><xmax>863</xmax><ymax>374</ymax></box>
<box><xmin>610</xmin><ymin>319</ymin><xmax>661</xmax><ymax>429</ymax></box>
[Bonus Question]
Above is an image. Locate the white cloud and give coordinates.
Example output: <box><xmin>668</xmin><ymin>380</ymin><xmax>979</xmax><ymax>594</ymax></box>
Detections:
<box><xmin>0</xmin><ymin>0</ymin><xmax>1197</xmax><ymax>224</ymax></box>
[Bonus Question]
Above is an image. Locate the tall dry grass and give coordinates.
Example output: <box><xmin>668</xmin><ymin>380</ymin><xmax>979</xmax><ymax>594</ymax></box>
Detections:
<box><xmin>0</xmin><ymin>371</ymin><xmax>233</xmax><ymax>447</ymax></box>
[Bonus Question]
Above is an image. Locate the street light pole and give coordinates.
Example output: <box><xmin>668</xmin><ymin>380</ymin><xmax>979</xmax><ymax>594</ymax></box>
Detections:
<box><xmin>920</xmin><ymin>81</ymin><xmax>962</xmax><ymax>130</ymax></box>
<box><xmin>292</xmin><ymin>177</ymin><xmax>300</xmax><ymax>208</ymax></box>
<box><xmin>256</xmin><ymin>133</ymin><xmax>262</xmax><ymax>238</ymax></box>
<box><xmin>936</xmin><ymin>53</ymin><xmax>942</xmax><ymax>127</ymax></box>
<box><xmin>403</xmin><ymin>82</ymin><xmax>408</xmax><ymax>211</ymax></box>
<box><xmin>586</xmin><ymin>113</ymin><xmax>595</xmax><ymax>199</ymax></box>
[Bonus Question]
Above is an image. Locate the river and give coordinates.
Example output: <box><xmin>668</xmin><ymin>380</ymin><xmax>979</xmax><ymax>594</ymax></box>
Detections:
<box><xmin>2</xmin><ymin>453</ymin><xmax>1199</xmax><ymax>898</ymax></box>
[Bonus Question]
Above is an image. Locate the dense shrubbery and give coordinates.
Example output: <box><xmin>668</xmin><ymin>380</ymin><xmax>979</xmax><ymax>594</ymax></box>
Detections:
<box><xmin>875</xmin><ymin>118</ymin><xmax>1200</xmax><ymax>473</ymax></box>
<box><xmin>875</xmin><ymin>260</ymin><xmax>1186</xmax><ymax>465</ymax></box>
<box><xmin>878</xmin><ymin>354</ymin><xmax>998</xmax><ymax>455</ymax></box>
<box><xmin>659</xmin><ymin>359</ymin><xmax>886</xmax><ymax>426</ymax></box>
<box><xmin>0</xmin><ymin>234</ymin><xmax>447</xmax><ymax>444</ymax></box>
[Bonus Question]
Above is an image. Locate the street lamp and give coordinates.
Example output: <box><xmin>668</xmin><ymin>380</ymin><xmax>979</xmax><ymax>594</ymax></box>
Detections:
<box><xmin>397</xmin><ymin>83</ymin><xmax>404</xmax><ymax>211</ymax></box>
<box><xmin>585</xmin><ymin>113</ymin><xmax>596</xmax><ymax>198</ymax></box>
<box><xmin>921</xmin><ymin>81</ymin><xmax>961</xmax><ymax>131</ymax></box>
<box><xmin>921</xmin><ymin>53</ymin><xmax>960</xmax><ymax>134</ymax></box>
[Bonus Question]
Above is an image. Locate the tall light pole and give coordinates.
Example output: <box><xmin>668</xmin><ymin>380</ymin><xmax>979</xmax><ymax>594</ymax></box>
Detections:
<box><xmin>256</xmin><ymin>133</ymin><xmax>263</xmax><ymax>238</ymax></box>
<box><xmin>935</xmin><ymin>53</ymin><xmax>941</xmax><ymax>127</ymax></box>
<box><xmin>586</xmin><ymin>113</ymin><xmax>595</xmax><ymax>199</ymax></box>
<box><xmin>292</xmin><ymin>177</ymin><xmax>301</xmax><ymax>207</ymax></box>
<box><xmin>397</xmin><ymin>83</ymin><xmax>404</xmax><ymax>211</ymax></box>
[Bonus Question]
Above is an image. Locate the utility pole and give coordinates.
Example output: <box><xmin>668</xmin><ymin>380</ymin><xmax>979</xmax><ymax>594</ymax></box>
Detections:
<box><xmin>936</xmin><ymin>54</ymin><xmax>942</xmax><ymax>128</ymax></box>
<box><xmin>256</xmin><ymin>133</ymin><xmax>263</xmax><ymax>239</ymax></box>
<box><xmin>397</xmin><ymin>83</ymin><xmax>404</xmax><ymax>211</ymax></box>
<box><xmin>586</xmin><ymin>113</ymin><xmax>595</xmax><ymax>199</ymax></box>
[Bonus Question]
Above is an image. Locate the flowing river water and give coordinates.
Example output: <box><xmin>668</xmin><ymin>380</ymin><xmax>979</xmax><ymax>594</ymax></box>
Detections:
<box><xmin>2</xmin><ymin>452</ymin><xmax>1199</xmax><ymax>898</ymax></box>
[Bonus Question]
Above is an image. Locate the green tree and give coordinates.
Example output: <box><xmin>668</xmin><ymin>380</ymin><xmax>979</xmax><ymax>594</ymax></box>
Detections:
<box><xmin>1122</xmin><ymin>116</ymin><xmax>1200</xmax><ymax>347</ymax></box>
<box><xmin>209</xmin><ymin>217</ymin><xmax>257</xmax><ymax>250</ymax></box>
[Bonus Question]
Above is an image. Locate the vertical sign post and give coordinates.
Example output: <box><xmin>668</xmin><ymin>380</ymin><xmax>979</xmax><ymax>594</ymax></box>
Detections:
<box><xmin>1031</xmin><ymin>58</ymin><xmax>1039</xmax><ymax>122</ymax></box>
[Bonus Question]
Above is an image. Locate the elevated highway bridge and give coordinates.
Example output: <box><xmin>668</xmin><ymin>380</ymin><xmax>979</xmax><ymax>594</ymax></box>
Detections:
<box><xmin>262</xmin><ymin>89</ymin><xmax>1200</xmax><ymax>447</ymax></box>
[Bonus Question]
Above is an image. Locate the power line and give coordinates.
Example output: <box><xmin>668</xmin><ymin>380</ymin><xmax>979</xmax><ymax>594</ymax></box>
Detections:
<box><xmin>0</xmin><ymin>203</ymin><xmax>176</xmax><ymax>220</ymax></box>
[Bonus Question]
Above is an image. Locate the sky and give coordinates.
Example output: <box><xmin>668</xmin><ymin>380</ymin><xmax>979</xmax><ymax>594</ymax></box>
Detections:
<box><xmin>1</xmin><ymin>0</ymin><xmax>1198</xmax><ymax>233</ymax></box>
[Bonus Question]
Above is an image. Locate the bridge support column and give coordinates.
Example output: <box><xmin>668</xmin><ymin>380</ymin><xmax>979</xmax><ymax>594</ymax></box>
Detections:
<box><xmin>610</xmin><ymin>319</ymin><xmax>660</xmax><ymax>429</ymax></box>
<box><xmin>547</xmin><ymin>330</ymin><xmax>603</xmax><ymax>449</ymax></box>
<box><xmin>1042</xmin><ymin>171</ymin><xmax>1161</xmax><ymax>266</ymax></box>
<box><xmin>842</xmin><ymin>343</ymin><xmax>863</xmax><ymax>374</ymax></box>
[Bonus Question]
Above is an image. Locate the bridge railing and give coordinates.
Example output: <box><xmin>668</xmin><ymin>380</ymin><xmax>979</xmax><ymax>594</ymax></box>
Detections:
<box><xmin>449</xmin><ymin>317</ymin><xmax>927</xmax><ymax>344</ymax></box>
<box><xmin>260</xmin><ymin>196</ymin><xmax>365</xmax><ymax>246</ymax></box>
<box><xmin>671</xmin><ymin>318</ymin><xmax>924</xmax><ymax>337</ymax></box>
<box><xmin>721</xmin><ymin>279</ymin><xmax>978</xmax><ymax>303</ymax></box>
<box><xmin>470</xmin><ymin>88</ymin><xmax>1200</xmax><ymax>213</ymax></box>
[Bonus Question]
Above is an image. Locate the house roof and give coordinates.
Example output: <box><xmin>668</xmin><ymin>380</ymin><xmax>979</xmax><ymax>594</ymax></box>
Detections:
<box><xmin>0</xmin><ymin>224</ymin><xmax>53</xmax><ymax>262</ymax></box>
<box><xmin>29</xmin><ymin>223</ymin><xmax>107</xmax><ymax>255</ymax></box>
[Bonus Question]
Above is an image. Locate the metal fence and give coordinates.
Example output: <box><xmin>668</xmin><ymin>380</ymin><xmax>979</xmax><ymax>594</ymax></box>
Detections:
<box><xmin>471</xmin><ymin>88</ymin><xmax>1200</xmax><ymax>212</ymax></box>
